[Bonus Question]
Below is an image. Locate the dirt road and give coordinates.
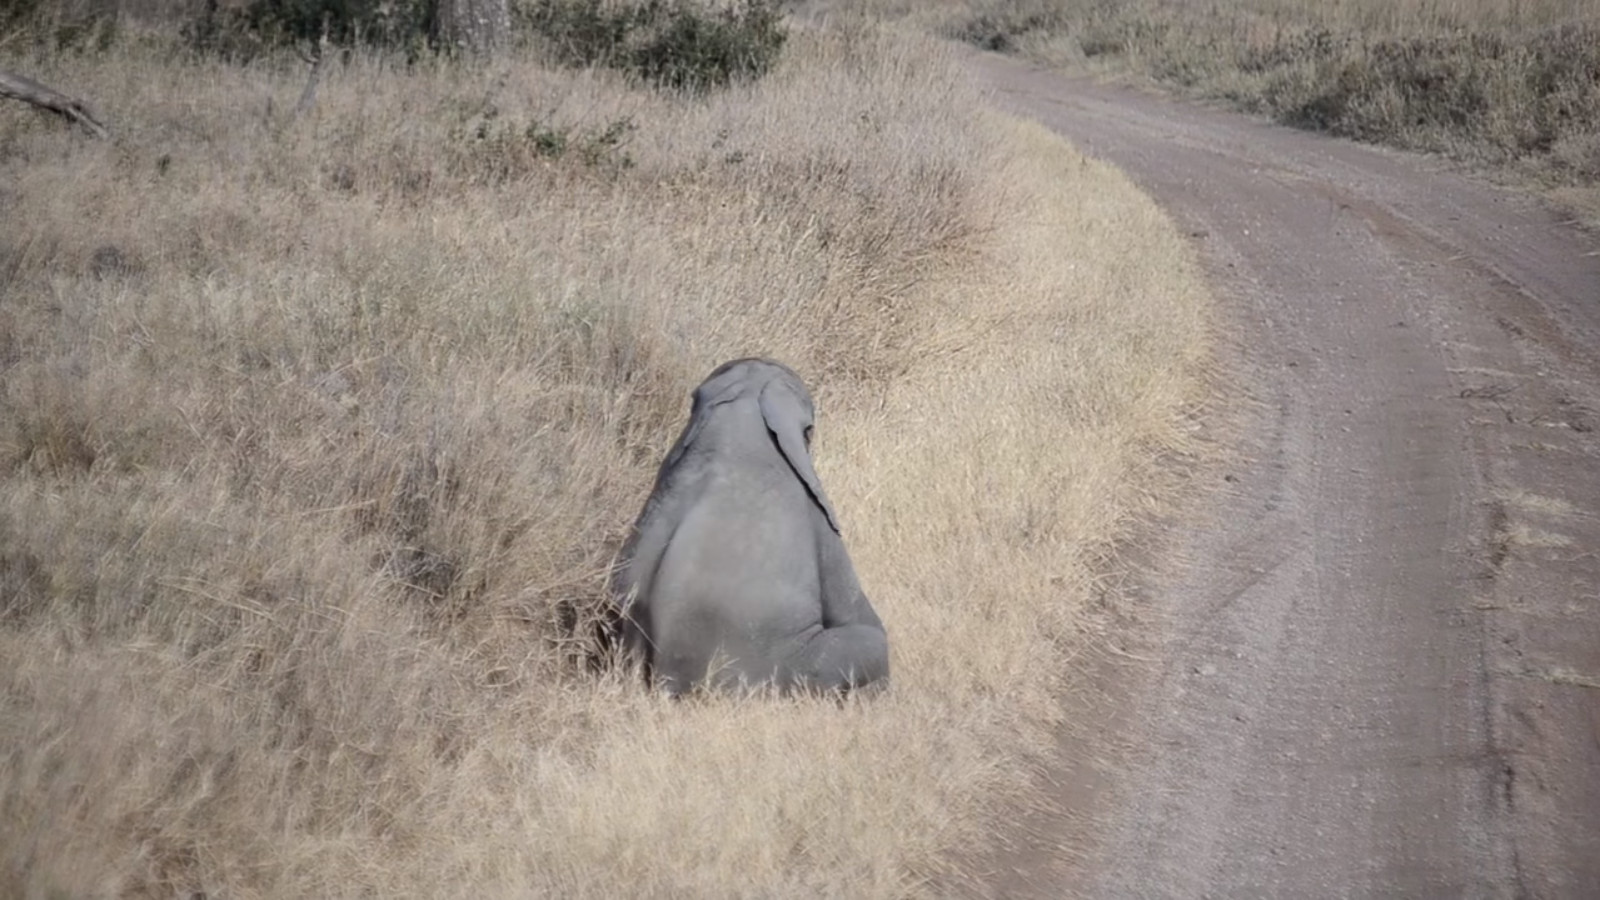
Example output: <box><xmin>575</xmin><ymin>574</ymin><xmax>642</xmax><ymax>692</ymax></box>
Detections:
<box><xmin>966</xmin><ymin>51</ymin><xmax>1600</xmax><ymax>898</ymax></box>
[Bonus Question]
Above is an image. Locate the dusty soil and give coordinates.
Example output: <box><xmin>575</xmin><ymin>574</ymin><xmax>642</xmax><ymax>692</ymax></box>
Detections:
<box><xmin>964</xmin><ymin>51</ymin><xmax>1600</xmax><ymax>898</ymax></box>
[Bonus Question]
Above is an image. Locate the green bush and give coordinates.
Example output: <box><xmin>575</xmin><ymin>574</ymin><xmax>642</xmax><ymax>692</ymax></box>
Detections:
<box><xmin>185</xmin><ymin>0</ymin><xmax>436</xmax><ymax>58</ymax></box>
<box><xmin>243</xmin><ymin>0</ymin><xmax>436</xmax><ymax>49</ymax></box>
<box><xmin>629</xmin><ymin>0</ymin><xmax>785</xmax><ymax>89</ymax></box>
<box><xmin>180</xmin><ymin>0</ymin><xmax>785</xmax><ymax>91</ymax></box>
<box><xmin>518</xmin><ymin>0</ymin><xmax>641</xmax><ymax>65</ymax></box>
<box><xmin>520</xmin><ymin>0</ymin><xmax>787</xmax><ymax>91</ymax></box>
<box><xmin>1</xmin><ymin>0</ymin><xmax>120</xmax><ymax>52</ymax></box>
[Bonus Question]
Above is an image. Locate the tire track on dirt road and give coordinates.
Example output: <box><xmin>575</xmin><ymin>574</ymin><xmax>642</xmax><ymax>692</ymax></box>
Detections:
<box><xmin>965</xmin><ymin>51</ymin><xmax>1600</xmax><ymax>898</ymax></box>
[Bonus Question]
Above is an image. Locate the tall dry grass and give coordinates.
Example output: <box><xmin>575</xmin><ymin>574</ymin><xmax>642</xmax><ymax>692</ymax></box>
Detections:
<box><xmin>0</xmin><ymin>16</ymin><xmax>1210</xmax><ymax>898</ymax></box>
<box><xmin>856</xmin><ymin>0</ymin><xmax>1600</xmax><ymax>221</ymax></box>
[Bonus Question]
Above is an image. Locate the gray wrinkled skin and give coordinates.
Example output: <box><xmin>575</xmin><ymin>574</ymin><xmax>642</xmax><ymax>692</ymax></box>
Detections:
<box><xmin>612</xmin><ymin>358</ymin><xmax>889</xmax><ymax>697</ymax></box>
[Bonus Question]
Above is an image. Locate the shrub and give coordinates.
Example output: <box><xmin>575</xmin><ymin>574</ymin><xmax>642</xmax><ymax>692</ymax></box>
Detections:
<box><xmin>240</xmin><ymin>0</ymin><xmax>437</xmax><ymax>50</ymax></box>
<box><xmin>180</xmin><ymin>0</ymin><xmax>786</xmax><ymax>91</ymax></box>
<box><xmin>949</xmin><ymin>5</ymin><xmax>1065</xmax><ymax>54</ymax></box>
<box><xmin>185</xmin><ymin>0</ymin><xmax>435</xmax><ymax>58</ymax></box>
<box><xmin>517</xmin><ymin>0</ymin><xmax>641</xmax><ymax>65</ymax></box>
<box><xmin>627</xmin><ymin>0</ymin><xmax>786</xmax><ymax>89</ymax></box>
<box><xmin>451</xmin><ymin>112</ymin><xmax>637</xmax><ymax>181</ymax></box>
<box><xmin>1269</xmin><ymin>26</ymin><xmax>1600</xmax><ymax>163</ymax></box>
<box><xmin>1</xmin><ymin>0</ymin><xmax>120</xmax><ymax>52</ymax></box>
<box><xmin>521</xmin><ymin>0</ymin><xmax>787</xmax><ymax>90</ymax></box>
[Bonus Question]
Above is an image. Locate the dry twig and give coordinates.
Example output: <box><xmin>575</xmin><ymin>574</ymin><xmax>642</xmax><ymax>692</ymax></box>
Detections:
<box><xmin>0</xmin><ymin>68</ymin><xmax>109</xmax><ymax>138</ymax></box>
<box><xmin>293</xmin><ymin>31</ymin><xmax>332</xmax><ymax>120</ymax></box>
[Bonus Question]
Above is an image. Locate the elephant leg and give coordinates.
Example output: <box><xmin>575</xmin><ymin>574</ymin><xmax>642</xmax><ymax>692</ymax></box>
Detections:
<box><xmin>781</xmin><ymin>624</ymin><xmax>889</xmax><ymax>694</ymax></box>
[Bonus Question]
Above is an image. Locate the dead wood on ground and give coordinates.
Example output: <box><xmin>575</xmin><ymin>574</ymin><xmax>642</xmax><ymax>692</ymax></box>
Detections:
<box><xmin>0</xmin><ymin>69</ymin><xmax>110</xmax><ymax>138</ymax></box>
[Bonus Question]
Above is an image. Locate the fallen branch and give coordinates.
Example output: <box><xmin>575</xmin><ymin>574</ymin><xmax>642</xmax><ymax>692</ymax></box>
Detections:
<box><xmin>0</xmin><ymin>68</ymin><xmax>110</xmax><ymax>138</ymax></box>
<box><xmin>293</xmin><ymin>32</ymin><xmax>331</xmax><ymax>120</ymax></box>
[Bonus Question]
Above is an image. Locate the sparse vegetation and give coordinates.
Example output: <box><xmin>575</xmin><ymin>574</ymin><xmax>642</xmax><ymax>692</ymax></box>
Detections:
<box><xmin>859</xmin><ymin>0</ymin><xmax>1600</xmax><ymax>218</ymax></box>
<box><xmin>0</xmin><ymin>7</ymin><xmax>1211</xmax><ymax>898</ymax></box>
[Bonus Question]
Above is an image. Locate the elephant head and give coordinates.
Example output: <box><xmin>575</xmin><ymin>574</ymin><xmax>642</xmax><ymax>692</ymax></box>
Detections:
<box><xmin>612</xmin><ymin>358</ymin><xmax>889</xmax><ymax>696</ymax></box>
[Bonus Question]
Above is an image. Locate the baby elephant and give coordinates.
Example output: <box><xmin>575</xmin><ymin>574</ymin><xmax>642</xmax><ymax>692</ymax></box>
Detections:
<box><xmin>613</xmin><ymin>358</ymin><xmax>889</xmax><ymax>696</ymax></box>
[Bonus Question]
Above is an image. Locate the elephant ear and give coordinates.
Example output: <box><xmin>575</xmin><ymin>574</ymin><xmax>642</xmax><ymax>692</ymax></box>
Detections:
<box><xmin>759</xmin><ymin>378</ymin><xmax>841</xmax><ymax>534</ymax></box>
<box><xmin>661</xmin><ymin>368</ymin><xmax>751</xmax><ymax>471</ymax></box>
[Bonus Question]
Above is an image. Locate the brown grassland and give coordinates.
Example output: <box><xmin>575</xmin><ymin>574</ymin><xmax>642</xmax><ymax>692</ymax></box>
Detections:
<box><xmin>0</xmin><ymin>9</ymin><xmax>1211</xmax><ymax>898</ymax></box>
<box><xmin>854</xmin><ymin>0</ymin><xmax>1600</xmax><ymax>224</ymax></box>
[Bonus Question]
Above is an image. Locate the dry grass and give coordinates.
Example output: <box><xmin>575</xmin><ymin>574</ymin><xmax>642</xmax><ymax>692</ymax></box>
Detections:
<box><xmin>0</xmin><ymin>15</ymin><xmax>1210</xmax><ymax>899</ymax></box>
<box><xmin>1496</xmin><ymin>487</ymin><xmax>1578</xmax><ymax>518</ymax></box>
<box><xmin>1541</xmin><ymin>667</ymin><xmax>1600</xmax><ymax>689</ymax></box>
<box><xmin>852</xmin><ymin>0</ymin><xmax>1600</xmax><ymax>225</ymax></box>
